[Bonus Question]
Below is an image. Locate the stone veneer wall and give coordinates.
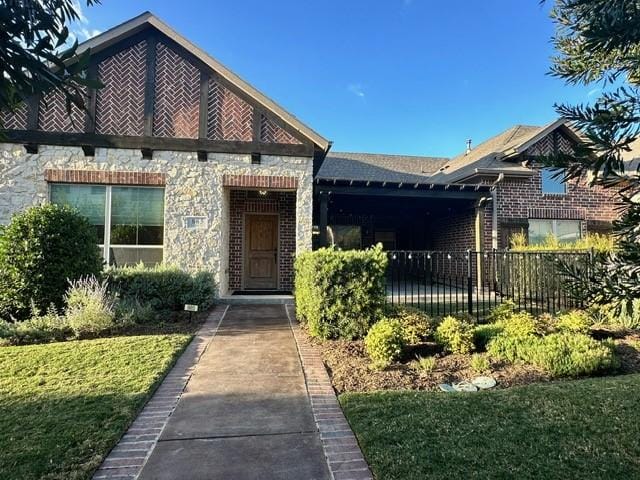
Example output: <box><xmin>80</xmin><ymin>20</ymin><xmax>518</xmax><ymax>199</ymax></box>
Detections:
<box><xmin>0</xmin><ymin>143</ymin><xmax>313</xmax><ymax>295</ymax></box>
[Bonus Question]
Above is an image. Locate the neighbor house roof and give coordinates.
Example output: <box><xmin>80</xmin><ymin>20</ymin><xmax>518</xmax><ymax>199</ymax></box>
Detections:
<box><xmin>73</xmin><ymin>12</ymin><xmax>330</xmax><ymax>152</ymax></box>
<box><xmin>430</xmin><ymin>119</ymin><xmax>581</xmax><ymax>183</ymax></box>
<box><xmin>317</xmin><ymin>152</ymin><xmax>449</xmax><ymax>184</ymax></box>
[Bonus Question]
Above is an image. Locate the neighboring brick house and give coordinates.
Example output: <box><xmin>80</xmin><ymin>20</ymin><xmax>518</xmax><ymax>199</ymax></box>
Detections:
<box><xmin>0</xmin><ymin>13</ymin><xmax>622</xmax><ymax>296</ymax></box>
<box><xmin>0</xmin><ymin>12</ymin><xmax>330</xmax><ymax>295</ymax></box>
<box><xmin>316</xmin><ymin>120</ymin><xmax>619</xmax><ymax>252</ymax></box>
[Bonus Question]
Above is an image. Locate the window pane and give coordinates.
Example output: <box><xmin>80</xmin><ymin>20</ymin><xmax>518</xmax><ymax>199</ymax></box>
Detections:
<box><xmin>541</xmin><ymin>168</ymin><xmax>566</xmax><ymax>194</ymax></box>
<box><xmin>328</xmin><ymin>225</ymin><xmax>361</xmax><ymax>250</ymax></box>
<box><xmin>109</xmin><ymin>247</ymin><xmax>163</xmax><ymax>267</ymax></box>
<box><xmin>50</xmin><ymin>184</ymin><xmax>106</xmax><ymax>241</ymax></box>
<box><xmin>556</xmin><ymin>220</ymin><xmax>581</xmax><ymax>243</ymax></box>
<box><xmin>111</xmin><ymin>187</ymin><xmax>164</xmax><ymax>245</ymax></box>
<box><xmin>528</xmin><ymin>219</ymin><xmax>553</xmax><ymax>245</ymax></box>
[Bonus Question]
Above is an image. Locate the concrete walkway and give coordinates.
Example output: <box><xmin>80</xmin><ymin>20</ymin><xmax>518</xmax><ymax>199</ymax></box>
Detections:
<box><xmin>137</xmin><ymin>304</ymin><xmax>331</xmax><ymax>480</ymax></box>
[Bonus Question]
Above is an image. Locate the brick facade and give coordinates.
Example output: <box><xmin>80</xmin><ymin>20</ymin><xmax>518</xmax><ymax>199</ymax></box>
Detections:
<box><xmin>430</xmin><ymin>209</ymin><xmax>476</xmax><ymax>251</ymax></box>
<box><xmin>228</xmin><ymin>190</ymin><xmax>296</xmax><ymax>291</ymax></box>
<box><xmin>44</xmin><ymin>168</ymin><xmax>166</xmax><ymax>186</ymax></box>
<box><xmin>491</xmin><ymin>169</ymin><xmax>619</xmax><ymax>248</ymax></box>
<box><xmin>222</xmin><ymin>173</ymin><xmax>298</xmax><ymax>189</ymax></box>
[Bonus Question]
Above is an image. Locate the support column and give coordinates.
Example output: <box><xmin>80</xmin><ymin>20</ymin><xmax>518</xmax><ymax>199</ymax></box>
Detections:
<box><xmin>319</xmin><ymin>191</ymin><xmax>328</xmax><ymax>248</ymax></box>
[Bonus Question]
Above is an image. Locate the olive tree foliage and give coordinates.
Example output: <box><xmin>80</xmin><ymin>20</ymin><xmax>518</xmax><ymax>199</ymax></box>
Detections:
<box><xmin>0</xmin><ymin>0</ymin><xmax>101</xmax><ymax>125</ymax></box>
<box><xmin>546</xmin><ymin>0</ymin><xmax>640</xmax><ymax>309</ymax></box>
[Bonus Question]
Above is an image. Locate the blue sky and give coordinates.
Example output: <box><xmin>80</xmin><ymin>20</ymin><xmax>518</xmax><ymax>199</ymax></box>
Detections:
<box><xmin>71</xmin><ymin>0</ymin><xmax>596</xmax><ymax>158</ymax></box>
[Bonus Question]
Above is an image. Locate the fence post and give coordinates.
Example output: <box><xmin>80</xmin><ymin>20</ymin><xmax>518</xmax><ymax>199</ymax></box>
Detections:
<box><xmin>466</xmin><ymin>249</ymin><xmax>473</xmax><ymax>315</ymax></box>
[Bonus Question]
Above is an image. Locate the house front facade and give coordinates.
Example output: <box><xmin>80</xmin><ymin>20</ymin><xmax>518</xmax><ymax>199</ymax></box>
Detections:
<box><xmin>0</xmin><ymin>13</ymin><xmax>621</xmax><ymax>296</ymax></box>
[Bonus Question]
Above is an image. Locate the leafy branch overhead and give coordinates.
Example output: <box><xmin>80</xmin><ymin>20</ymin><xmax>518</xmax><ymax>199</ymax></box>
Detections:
<box><xmin>547</xmin><ymin>0</ymin><xmax>640</xmax><ymax>308</ymax></box>
<box><xmin>0</xmin><ymin>0</ymin><xmax>102</xmax><ymax>121</ymax></box>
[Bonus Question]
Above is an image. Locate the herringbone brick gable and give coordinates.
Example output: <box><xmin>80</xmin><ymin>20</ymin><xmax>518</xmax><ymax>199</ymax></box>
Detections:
<box><xmin>38</xmin><ymin>85</ymin><xmax>86</xmax><ymax>133</ymax></box>
<box><xmin>260</xmin><ymin>114</ymin><xmax>302</xmax><ymax>144</ymax></box>
<box><xmin>207</xmin><ymin>79</ymin><xmax>253</xmax><ymax>141</ymax></box>
<box><xmin>152</xmin><ymin>42</ymin><xmax>200</xmax><ymax>139</ymax></box>
<box><xmin>96</xmin><ymin>40</ymin><xmax>147</xmax><ymax>136</ymax></box>
<box><xmin>0</xmin><ymin>103</ymin><xmax>28</xmax><ymax>130</ymax></box>
<box><xmin>525</xmin><ymin>131</ymin><xmax>574</xmax><ymax>157</ymax></box>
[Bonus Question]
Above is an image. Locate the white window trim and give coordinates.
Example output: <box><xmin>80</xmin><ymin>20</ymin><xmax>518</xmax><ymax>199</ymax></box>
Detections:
<box><xmin>50</xmin><ymin>183</ymin><xmax>165</xmax><ymax>265</ymax></box>
<box><xmin>529</xmin><ymin>218</ymin><xmax>582</xmax><ymax>244</ymax></box>
<box><xmin>541</xmin><ymin>168</ymin><xmax>567</xmax><ymax>195</ymax></box>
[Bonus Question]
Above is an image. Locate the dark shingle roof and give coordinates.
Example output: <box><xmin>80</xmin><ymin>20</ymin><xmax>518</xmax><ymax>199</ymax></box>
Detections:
<box><xmin>317</xmin><ymin>152</ymin><xmax>449</xmax><ymax>184</ymax></box>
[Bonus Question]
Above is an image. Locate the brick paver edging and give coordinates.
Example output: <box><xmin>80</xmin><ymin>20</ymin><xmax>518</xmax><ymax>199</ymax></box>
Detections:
<box><xmin>285</xmin><ymin>304</ymin><xmax>374</xmax><ymax>480</ymax></box>
<box><xmin>92</xmin><ymin>305</ymin><xmax>229</xmax><ymax>480</ymax></box>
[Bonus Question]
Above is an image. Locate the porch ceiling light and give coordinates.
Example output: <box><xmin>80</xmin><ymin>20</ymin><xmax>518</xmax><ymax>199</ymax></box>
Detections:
<box><xmin>258</xmin><ymin>190</ymin><xmax>268</xmax><ymax>196</ymax></box>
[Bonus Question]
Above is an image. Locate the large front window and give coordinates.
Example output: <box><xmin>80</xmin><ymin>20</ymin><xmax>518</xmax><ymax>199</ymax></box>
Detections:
<box><xmin>528</xmin><ymin>219</ymin><xmax>581</xmax><ymax>245</ymax></box>
<box><xmin>50</xmin><ymin>184</ymin><xmax>164</xmax><ymax>266</ymax></box>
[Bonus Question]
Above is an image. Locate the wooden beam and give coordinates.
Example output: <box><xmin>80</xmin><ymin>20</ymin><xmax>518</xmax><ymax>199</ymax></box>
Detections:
<box><xmin>143</xmin><ymin>34</ymin><xmax>158</xmax><ymax>136</ymax></box>
<box><xmin>315</xmin><ymin>185</ymin><xmax>486</xmax><ymax>200</ymax></box>
<box><xmin>319</xmin><ymin>192</ymin><xmax>328</xmax><ymax>247</ymax></box>
<box><xmin>198</xmin><ymin>70</ymin><xmax>209</xmax><ymax>139</ymax></box>
<box><xmin>1</xmin><ymin>129</ymin><xmax>315</xmax><ymax>156</ymax></box>
<box><xmin>84</xmin><ymin>57</ymin><xmax>99</xmax><ymax>133</ymax></box>
<box><xmin>252</xmin><ymin>108</ymin><xmax>262</xmax><ymax>142</ymax></box>
<box><xmin>25</xmin><ymin>94</ymin><xmax>40</xmax><ymax>130</ymax></box>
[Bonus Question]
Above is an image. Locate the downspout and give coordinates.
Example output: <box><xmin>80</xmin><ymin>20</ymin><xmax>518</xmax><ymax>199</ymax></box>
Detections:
<box><xmin>491</xmin><ymin>173</ymin><xmax>505</xmax><ymax>250</ymax></box>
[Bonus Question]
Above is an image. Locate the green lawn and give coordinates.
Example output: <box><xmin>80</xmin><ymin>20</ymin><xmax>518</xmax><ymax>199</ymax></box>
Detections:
<box><xmin>341</xmin><ymin>374</ymin><xmax>640</xmax><ymax>480</ymax></box>
<box><xmin>0</xmin><ymin>334</ymin><xmax>191</xmax><ymax>480</ymax></box>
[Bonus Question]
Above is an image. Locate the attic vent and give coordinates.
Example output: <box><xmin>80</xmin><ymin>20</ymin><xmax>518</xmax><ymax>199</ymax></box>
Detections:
<box><xmin>466</xmin><ymin>139</ymin><xmax>472</xmax><ymax>155</ymax></box>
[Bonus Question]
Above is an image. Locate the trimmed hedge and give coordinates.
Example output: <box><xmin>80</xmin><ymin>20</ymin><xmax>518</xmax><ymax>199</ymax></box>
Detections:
<box><xmin>0</xmin><ymin>204</ymin><xmax>103</xmax><ymax>320</ymax></box>
<box><xmin>365</xmin><ymin>318</ymin><xmax>405</xmax><ymax>368</ymax></box>
<box><xmin>294</xmin><ymin>244</ymin><xmax>387</xmax><ymax>339</ymax></box>
<box><xmin>106</xmin><ymin>264</ymin><xmax>216</xmax><ymax>312</ymax></box>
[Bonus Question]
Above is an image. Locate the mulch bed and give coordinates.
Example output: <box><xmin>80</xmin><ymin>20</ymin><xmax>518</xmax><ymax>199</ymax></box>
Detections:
<box><xmin>307</xmin><ymin>328</ymin><xmax>640</xmax><ymax>394</ymax></box>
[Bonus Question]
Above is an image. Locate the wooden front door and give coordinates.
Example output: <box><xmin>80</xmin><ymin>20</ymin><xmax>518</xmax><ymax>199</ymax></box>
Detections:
<box><xmin>245</xmin><ymin>214</ymin><xmax>278</xmax><ymax>289</ymax></box>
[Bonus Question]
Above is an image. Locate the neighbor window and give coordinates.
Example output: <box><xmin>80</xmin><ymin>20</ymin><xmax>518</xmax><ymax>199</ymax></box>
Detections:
<box><xmin>541</xmin><ymin>168</ymin><xmax>566</xmax><ymax>194</ymax></box>
<box><xmin>50</xmin><ymin>184</ymin><xmax>165</xmax><ymax>266</ymax></box>
<box><xmin>328</xmin><ymin>225</ymin><xmax>362</xmax><ymax>250</ymax></box>
<box><xmin>528</xmin><ymin>219</ymin><xmax>581</xmax><ymax>245</ymax></box>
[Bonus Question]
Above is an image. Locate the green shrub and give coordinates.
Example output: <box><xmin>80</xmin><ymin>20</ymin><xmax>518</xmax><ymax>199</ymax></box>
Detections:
<box><xmin>107</xmin><ymin>264</ymin><xmax>216</xmax><ymax>312</ymax></box>
<box><xmin>411</xmin><ymin>355</ymin><xmax>436</xmax><ymax>372</ymax></box>
<box><xmin>487</xmin><ymin>300</ymin><xmax>516</xmax><ymax>324</ymax></box>
<box><xmin>487</xmin><ymin>334</ymin><xmax>536</xmax><ymax>363</ymax></box>
<box><xmin>473</xmin><ymin>323</ymin><xmax>504</xmax><ymax>350</ymax></box>
<box><xmin>115</xmin><ymin>298</ymin><xmax>156</xmax><ymax>324</ymax></box>
<box><xmin>502</xmin><ymin>311</ymin><xmax>537</xmax><ymax>338</ymax></box>
<box><xmin>556</xmin><ymin>310</ymin><xmax>592</xmax><ymax>334</ymax></box>
<box><xmin>0</xmin><ymin>204</ymin><xmax>103</xmax><ymax>320</ymax></box>
<box><xmin>364</xmin><ymin>318</ymin><xmax>405</xmax><ymax>367</ymax></box>
<box><xmin>470</xmin><ymin>353</ymin><xmax>491</xmax><ymax>373</ymax></box>
<box><xmin>391</xmin><ymin>307</ymin><xmax>433</xmax><ymax>344</ymax></box>
<box><xmin>0</xmin><ymin>307</ymin><xmax>70</xmax><ymax>345</ymax></box>
<box><xmin>64</xmin><ymin>276</ymin><xmax>116</xmax><ymax>336</ymax></box>
<box><xmin>295</xmin><ymin>245</ymin><xmax>387</xmax><ymax>339</ymax></box>
<box><xmin>488</xmin><ymin>331</ymin><xmax>617</xmax><ymax>377</ymax></box>
<box><xmin>434</xmin><ymin>316</ymin><xmax>474</xmax><ymax>354</ymax></box>
<box><xmin>528</xmin><ymin>333</ymin><xmax>618</xmax><ymax>377</ymax></box>
<box><xmin>616</xmin><ymin>299</ymin><xmax>640</xmax><ymax>330</ymax></box>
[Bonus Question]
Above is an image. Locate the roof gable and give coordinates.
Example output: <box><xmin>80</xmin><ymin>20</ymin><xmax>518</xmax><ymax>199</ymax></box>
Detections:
<box><xmin>1</xmin><ymin>12</ymin><xmax>329</xmax><ymax>153</ymax></box>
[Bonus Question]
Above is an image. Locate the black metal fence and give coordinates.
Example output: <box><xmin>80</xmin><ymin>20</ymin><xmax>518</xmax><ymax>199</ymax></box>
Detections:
<box><xmin>386</xmin><ymin>250</ymin><xmax>593</xmax><ymax>319</ymax></box>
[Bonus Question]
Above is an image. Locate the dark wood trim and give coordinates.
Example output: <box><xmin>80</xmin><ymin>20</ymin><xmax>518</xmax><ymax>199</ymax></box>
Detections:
<box><xmin>319</xmin><ymin>192</ymin><xmax>328</xmax><ymax>247</ymax></box>
<box><xmin>315</xmin><ymin>185</ymin><xmax>488</xmax><ymax>200</ymax></box>
<box><xmin>2</xmin><ymin>129</ymin><xmax>315</xmax><ymax>156</ymax></box>
<box><xmin>84</xmin><ymin>58</ymin><xmax>99</xmax><ymax>133</ymax></box>
<box><xmin>25</xmin><ymin>94</ymin><xmax>40</xmax><ymax>130</ymax></box>
<box><xmin>198</xmin><ymin>71</ymin><xmax>209</xmax><ymax>139</ymax></box>
<box><xmin>252</xmin><ymin>107</ymin><xmax>262</xmax><ymax>142</ymax></box>
<box><xmin>143</xmin><ymin>34</ymin><xmax>158</xmax><ymax>137</ymax></box>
